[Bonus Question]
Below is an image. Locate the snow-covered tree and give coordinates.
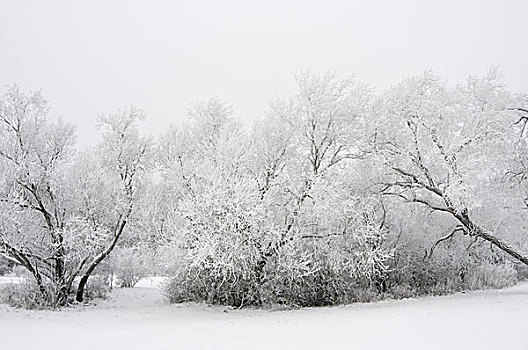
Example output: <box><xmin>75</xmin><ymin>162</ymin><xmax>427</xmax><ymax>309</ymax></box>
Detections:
<box><xmin>373</xmin><ymin>69</ymin><xmax>528</xmax><ymax>267</ymax></box>
<box><xmin>0</xmin><ymin>86</ymin><xmax>150</xmax><ymax>306</ymax></box>
<box><xmin>0</xmin><ymin>86</ymin><xmax>77</xmax><ymax>306</ymax></box>
<box><xmin>73</xmin><ymin>106</ymin><xmax>151</xmax><ymax>301</ymax></box>
<box><xmin>161</xmin><ymin>75</ymin><xmax>392</xmax><ymax>306</ymax></box>
<box><xmin>253</xmin><ymin>71</ymin><xmax>391</xmax><ymax>287</ymax></box>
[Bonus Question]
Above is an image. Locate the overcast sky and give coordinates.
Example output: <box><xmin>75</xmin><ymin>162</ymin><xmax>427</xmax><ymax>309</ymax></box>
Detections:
<box><xmin>1</xmin><ymin>0</ymin><xmax>527</xmax><ymax>148</ymax></box>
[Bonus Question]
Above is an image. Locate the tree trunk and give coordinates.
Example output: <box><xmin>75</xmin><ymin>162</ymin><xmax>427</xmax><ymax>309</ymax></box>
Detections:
<box><xmin>76</xmin><ymin>219</ymin><xmax>127</xmax><ymax>302</ymax></box>
<box><xmin>52</xmin><ymin>254</ymin><xmax>69</xmax><ymax>306</ymax></box>
<box><xmin>456</xmin><ymin>212</ymin><xmax>528</xmax><ymax>266</ymax></box>
<box><xmin>476</xmin><ymin>229</ymin><xmax>528</xmax><ymax>266</ymax></box>
<box><xmin>254</xmin><ymin>255</ymin><xmax>269</xmax><ymax>283</ymax></box>
<box><xmin>75</xmin><ymin>273</ymin><xmax>90</xmax><ymax>303</ymax></box>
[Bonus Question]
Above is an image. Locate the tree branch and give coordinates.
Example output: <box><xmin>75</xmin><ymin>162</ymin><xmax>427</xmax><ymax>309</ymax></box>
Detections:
<box><xmin>425</xmin><ymin>225</ymin><xmax>466</xmax><ymax>260</ymax></box>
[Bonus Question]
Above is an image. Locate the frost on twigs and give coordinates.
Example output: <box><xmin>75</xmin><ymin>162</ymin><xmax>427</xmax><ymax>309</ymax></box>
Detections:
<box><xmin>2</xmin><ymin>69</ymin><xmax>528</xmax><ymax>309</ymax></box>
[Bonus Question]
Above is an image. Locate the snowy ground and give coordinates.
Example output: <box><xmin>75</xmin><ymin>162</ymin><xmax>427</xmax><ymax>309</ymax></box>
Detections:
<box><xmin>0</xmin><ymin>280</ymin><xmax>527</xmax><ymax>350</ymax></box>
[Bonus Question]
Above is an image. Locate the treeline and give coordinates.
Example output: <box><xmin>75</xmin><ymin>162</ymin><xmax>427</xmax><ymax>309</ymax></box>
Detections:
<box><xmin>1</xmin><ymin>69</ymin><xmax>528</xmax><ymax>308</ymax></box>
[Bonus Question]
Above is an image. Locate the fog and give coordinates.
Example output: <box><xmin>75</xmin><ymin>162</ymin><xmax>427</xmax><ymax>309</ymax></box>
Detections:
<box><xmin>1</xmin><ymin>0</ymin><xmax>527</xmax><ymax>147</ymax></box>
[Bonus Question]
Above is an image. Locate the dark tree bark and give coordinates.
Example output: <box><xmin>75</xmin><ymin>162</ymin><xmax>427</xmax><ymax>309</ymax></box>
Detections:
<box><xmin>75</xmin><ymin>218</ymin><xmax>128</xmax><ymax>302</ymax></box>
<box><xmin>455</xmin><ymin>211</ymin><xmax>528</xmax><ymax>266</ymax></box>
<box><xmin>385</xmin><ymin>167</ymin><xmax>528</xmax><ymax>268</ymax></box>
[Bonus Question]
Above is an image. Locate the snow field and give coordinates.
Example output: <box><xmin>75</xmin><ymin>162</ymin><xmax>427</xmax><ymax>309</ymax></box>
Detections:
<box><xmin>0</xmin><ymin>280</ymin><xmax>527</xmax><ymax>349</ymax></box>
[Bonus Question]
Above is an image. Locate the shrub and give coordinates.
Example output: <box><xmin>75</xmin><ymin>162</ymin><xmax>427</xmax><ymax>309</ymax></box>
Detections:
<box><xmin>464</xmin><ymin>262</ymin><xmax>517</xmax><ymax>290</ymax></box>
<box><xmin>164</xmin><ymin>267</ymin><xmax>260</xmax><ymax>307</ymax></box>
<box><xmin>83</xmin><ymin>275</ymin><xmax>111</xmax><ymax>300</ymax></box>
<box><xmin>0</xmin><ymin>256</ymin><xmax>13</xmax><ymax>276</ymax></box>
<box><xmin>0</xmin><ymin>280</ymin><xmax>67</xmax><ymax>309</ymax></box>
<box><xmin>112</xmin><ymin>247</ymin><xmax>150</xmax><ymax>288</ymax></box>
<box><xmin>384</xmin><ymin>228</ymin><xmax>519</xmax><ymax>298</ymax></box>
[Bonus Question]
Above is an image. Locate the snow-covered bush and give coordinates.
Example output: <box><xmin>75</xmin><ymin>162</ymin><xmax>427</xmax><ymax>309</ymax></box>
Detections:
<box><xmin>0</xmin><ymin>256</ymin><xmax>12</xmax><ymax>276</ymax></box>
<box><xmin>0</xmin><ymin>281</ymin><xmax>48</xmax><ymax>309</ymax></box>
<box><xmin>465</xmin><ymin>261</ymin><xmax>517</xmax><ymax>290</ymax></box>
<box><xmin>82</xmin><ymin>275</ymin><xmax>111</xmax><ymax>300</ymax></box>
<box><xmin>112</xmin><ymin>247</ymin><xmax>151</xmax><ymax>288</ymax></box>
<box><xmin>0</xmin><ymin>279</ymin><xmax>74</xmax><ymax>309</ymax></box>
<box><xmin>164</xmin><ymin>172</ymin><xmax>267</xmax><ymax>306</ymax></box>
<box><xmin>382</xmin><ymin>204</ymin><xmax>518</xmax><ymax>297</ymax></box>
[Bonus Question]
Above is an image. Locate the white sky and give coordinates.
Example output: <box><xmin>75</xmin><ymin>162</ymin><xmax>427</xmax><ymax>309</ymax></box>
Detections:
<box><xmin>1</xmin><ymin>0</ymin><xmax>527</xmax><ymax>148</ymax></box>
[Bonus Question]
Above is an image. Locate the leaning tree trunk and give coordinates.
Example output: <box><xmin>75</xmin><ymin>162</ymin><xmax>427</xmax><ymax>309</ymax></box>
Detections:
<box><xmin>75</xmin><ymin>219</ymin><xmax>127</xmax><ymax>302</ymax></box>
<box><xmin>455</xmin><ymin>211</ymin><xmax>528</xmax><ymax>266</ymax></box>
